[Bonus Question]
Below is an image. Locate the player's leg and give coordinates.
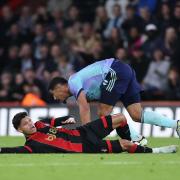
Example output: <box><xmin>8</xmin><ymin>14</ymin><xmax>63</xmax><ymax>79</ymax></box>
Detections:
<box><xmin>99</xmin><ymin>60</ymin><xmax>143</xmax><ymax>141</ymax></box>
<box><xmin>126</xmin><ymin>102</ymin><xmax>179</xmax><ymax>137</ymax></box>
<box><xmin>100</xmin><ymin>139</ymin><xmax>178</xmax><ymax>154</ymax></box>
<box><xmin>82</xmin><ymin>113</ymin><xmax>131</xmax><ymax>140</ymax></box>
<box><xmin>123</xmin><ymin>68</ymin><xmax>179</xmax><ymax>137</ymax></box>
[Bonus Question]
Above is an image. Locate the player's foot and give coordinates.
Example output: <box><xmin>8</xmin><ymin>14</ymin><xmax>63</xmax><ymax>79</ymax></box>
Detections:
<box><xmin>133</xmin><ymin>136</ymin><xmax>148</xmax><ymax>146</ymax></box>
<box><xmin>176</xmin><ymin>120</ymin><xmax>180</xmax><ymax>138</ymax></box>
<box><xmin>152</xmin><ymin>145</ymin><xmax>178</xmax><ymax>153</ymax></box>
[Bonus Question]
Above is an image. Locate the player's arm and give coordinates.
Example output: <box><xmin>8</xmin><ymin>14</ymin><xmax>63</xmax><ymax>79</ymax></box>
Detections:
<box><xmin>77</xmin><ymin>91</ymin><xmax>91</xmax><ymax>124</ymax></box>
<box><xmin>98</xmin><ymin>103</ymin><xmax>113</xmax><ymax>117</ymax></box>
<box><xmin>0</xmin><ymin>146</ymin><xmax>32</xmax><ymax>153</ymax></box>
<box><xmin>40</xmin><ymin>116</ymin><xmax>76</xmax><ymax>127</ymax></box>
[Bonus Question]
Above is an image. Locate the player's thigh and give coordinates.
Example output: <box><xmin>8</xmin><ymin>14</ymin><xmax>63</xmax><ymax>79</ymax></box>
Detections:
<box><xmin>100</xmin><ymin>69</ymin><xmax>131</xmax><ymax>106</ymax></box>
<box><xmin>120</xmin><ymin>68</ymin><xmax>142</xmax><ymax>107</ymax></box>
<box><xmin>84</xmin><ymin>115</ymin><xmax>114</xmax><ymax>139</ymax></box>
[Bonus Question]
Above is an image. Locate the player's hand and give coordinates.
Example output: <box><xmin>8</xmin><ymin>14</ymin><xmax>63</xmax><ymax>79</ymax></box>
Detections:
<box><xmin>61</xmin><ymin>117</ymin><xmax>76</xmax><ymax>124</ymax></box>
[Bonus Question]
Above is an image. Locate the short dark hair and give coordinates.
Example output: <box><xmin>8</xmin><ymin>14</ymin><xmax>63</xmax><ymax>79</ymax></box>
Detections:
<box><xmin>12</xmin><ymin>112</ymin><xmax>28</xmax><ymax>130</ymax></box>
<box><xmin>48</xmin><ymin>77</ymin><xmax>68</xmax><ymax>91</ymax></box>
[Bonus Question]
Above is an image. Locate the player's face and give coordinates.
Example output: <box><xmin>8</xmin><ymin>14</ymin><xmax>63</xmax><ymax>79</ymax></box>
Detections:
<box><xmin>18</xmin><ymin>116</ymin><xmax>37</xmax><ymax>135</ymax></box>
<box><xmin>51</xmin><ymin>84</ymin><xmax>69</xmax><ymax>102</ymax></box>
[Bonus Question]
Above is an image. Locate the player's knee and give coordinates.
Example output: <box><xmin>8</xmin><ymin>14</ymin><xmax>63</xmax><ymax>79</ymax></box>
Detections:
<box><xmin>127</xmin><ymin>104</ymin><xmax>142</xmax><ymax>122</ymax></box>
<box><xmin>130</xmin><ymin>111</ymin><xmax>141</xmax><ymax>122</ymax></box>
<box><xmin>111</xmin><ymin>113</ymin><xmax>127</xmax><ymax>129</ymax></box>
<box><xmin>119</xmin><ymin>139</ymin><xmax>133</xmax><ymax>151</ymax></box>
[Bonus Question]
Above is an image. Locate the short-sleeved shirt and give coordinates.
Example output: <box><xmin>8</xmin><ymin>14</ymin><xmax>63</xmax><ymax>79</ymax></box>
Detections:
<box><xmin>68</xmin><ymin>58</ymin><xmax>114</xmax><ymax>101</ymax></box>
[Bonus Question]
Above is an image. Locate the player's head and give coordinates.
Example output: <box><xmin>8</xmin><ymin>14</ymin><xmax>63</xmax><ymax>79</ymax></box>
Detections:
<box><xmin>12</xmin><ymin>112</ymin><xmax>37</xmax><ymax>135</ymax></box>
<box><xmin>48</xmin><ymin>77</ymin><xmax>70</xmax><ymax>103</ymax></box>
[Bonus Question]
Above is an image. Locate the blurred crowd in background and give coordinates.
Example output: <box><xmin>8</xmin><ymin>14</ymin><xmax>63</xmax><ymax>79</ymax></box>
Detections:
<box><xmin>0</xmin><ymin>0</ymin><xmax>180</xmax><ymax>106</ymax></box>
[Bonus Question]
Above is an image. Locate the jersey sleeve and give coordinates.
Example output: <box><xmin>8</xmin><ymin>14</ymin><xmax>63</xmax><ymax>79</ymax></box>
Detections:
<box><xmin>0</xmin><ymin>145</ymin><xmax>32</xmax><ymax>153</ymax></box>
<box><xmin>68</xmin><ymin>74</ymin><xmax>84</xmax><ymax>99</ymax></box>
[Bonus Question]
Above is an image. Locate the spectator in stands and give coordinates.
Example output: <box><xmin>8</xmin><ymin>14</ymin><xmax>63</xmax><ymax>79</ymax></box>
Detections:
<box><xmin>157</xmin><ymin>2</ymin><xmax>172</xmax><ymax>32</ymax></box>
<box><xmin>50</xmin><ymin>44</ymin><xmax>63</xmax><ymax>64</ymax></box>
<box><xmin>142</xmin><ymin>49</ymin><xmax>170</xmax><ymax>100</ymax></box>
<box><xmin>104</xmin><ymin>27</ymin><xmax>124</xmax><ymax>57</ymax></box>
<box><xmin>122</xmin><ymin>5</ymin><xmax>142</xmax><ymax>38</ymax></box>
<box><xmin>11</xmin><ymin>73</ymin><xmax>25</xmax><ymax>102</ymax></box>
<box><xmin>94</xmin><ymin>5</ymin><xmax>109</xmax><ymax>36</ymax></box>
<box><xmin>138</xmin><ymin>6</ymin><xmax>156</xmax><ymax>30</ymax></box>
<box><xmin>32</xmin><ymin>5</ymin><xmax>53</xmax><ymax>25</ymax></box>
<box><xmin>115</xmin><ymin>47</ymin><xmax>129</xmax><ymax>64</ymax></box>
<box><xmin>104</xmin><ymin>4</ymin><xmax>124</xmax><ymax>38</ymax></box>
<box><xmin>89</xmin><ymin>40</ymin><xmax>104</xmax><ymax>60</ymax></box>
<box><xmin>155</xmin><ymin>27</ymin><xmax>177</xmax><ymax>58</ymax></box>
<box><xmin>18</xmin><ymin>6</ymin><xmax>33</xmax><ymax>34</ymax></box>
<box><xmin>19</xmin><ymin>43</ymin><xmax>34</xmax><ymax>72</ymax></box>
<box><xmin>21</xmin><ymin>85</ymin><xmax>46</xmax><ymax>106</ymax></box>
<box><xmin>105</xmin><ymin>0</ymin><xmax>128</xmax><ymax>18</ymax></box>
<box><xmin>0</xmin><ymin>71</ymin><xmax>13</xmax><ymax>101</ymax></box>
<box><xmin>0</xmin><ymin>5</ymin><xmax>17</xmax><ymax>36</ymax></box>
<box><xmin>142</xmin><ymin>23</ymin><xmax>159</xmax><ymax>58</ymax></box>
<box><xmin>165</xmin><ymin>67</ymin><xmax>180</xmax><ymax>100</ymax></box>
<box><xmin>137</xmin><ymin>0</ymin><xmax>157</xmax><ymax>14</ymax></box>
<box><xmin>36</xmin><ymin>44</ymin><xmax>56</xmax><ymax>79</ymax></box>
<box><xmin>45</xmin><ymin>29</ymin><xmax>59</xmax><ymax>47</ymax></box>
<box><xmin>5</xmin><ymin>46</ymin><xmax>21</xmax><ymax>72</ymax></box>
<box><xmin>130</xmin><ymin>47</ymin><xmax>149</xmax><ymax>83</ymax></box>
<box><xmin>32</xmin><ymin>23</ymin><xmax>46</xmax><ymax>60</ymax></box>
<box><xmin>22</xmin><ymin>68</ymin><xmax>47</xmax><ymax>102</ymax></box>
<box><xmin>50</xmin><ymin>8</ymin><xmax>64</xmax><ymax>31</ymax></box>
<box><xmin>74</xmin><ymin>22</ymin><xmax>101</xmax><ymax>64</ymax></box>
<box><xmin>64</xmin><ymin>5</ymin><xmax>80</xmax><ymax>28</ymax></box>
<box><xmin>56</xmin><ymin>55</ymin><xmax>74</xmax><ymax>79</ymax></box>
<box><xmin>172</xmin><ymin>2</ymin><xmax>180</xmax><ymax>30</ymax></box>
<box><xmin>127</xmin><ymin>26</ymin><xmax>144</xmax><ymax>55</ymax></box>
<box><xmin>5</xmin><ymin>23</ymin><xmax>24</xmax><ymax>47</ymax></box>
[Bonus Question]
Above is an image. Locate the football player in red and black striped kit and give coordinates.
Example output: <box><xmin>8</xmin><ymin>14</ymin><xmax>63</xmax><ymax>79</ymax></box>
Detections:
<box><xmin>0</xmin><ymin>112</ymin><xmax>177</xmax><ymax>154</ymax></box>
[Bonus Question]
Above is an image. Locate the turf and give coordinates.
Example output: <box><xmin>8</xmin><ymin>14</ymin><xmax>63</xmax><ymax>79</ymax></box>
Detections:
<box><xmin>0</xmin><ymin>137</ymin><xmax>179</xmax><ymax>180</ymax></box>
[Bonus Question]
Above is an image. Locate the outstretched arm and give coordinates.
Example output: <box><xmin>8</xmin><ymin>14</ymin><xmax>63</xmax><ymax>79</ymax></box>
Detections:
<box><xmin>77</xmin><ymin>91</ymin><xmax>91</xmax><ymax>124</ymax></box>
<box><xmin>40</xmin><ymin>116</ymin><xmax>76</xmax><ymax>127</ymax></box>
<box><xmin>0</xmin><ymin>146</ymin><xmax>32</xmax><ymax>153</ymax></box>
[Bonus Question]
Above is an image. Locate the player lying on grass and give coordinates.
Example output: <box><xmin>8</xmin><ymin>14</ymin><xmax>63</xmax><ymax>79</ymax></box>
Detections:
<box><xmin>0</xmin><ymin>112</ymin><xmax>178</xmax><ymax>154</ymax></box>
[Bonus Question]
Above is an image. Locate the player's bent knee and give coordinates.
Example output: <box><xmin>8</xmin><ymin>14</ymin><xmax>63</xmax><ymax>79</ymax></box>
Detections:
<box><xmin>111</xmin><ymin>113</ymin><xmax>127</xmax><ymax>129</ymax></box>
<box><xmin>130</xmin><ymin>112</ymin><xmax>141</xmax><ymax>122</ymax></box>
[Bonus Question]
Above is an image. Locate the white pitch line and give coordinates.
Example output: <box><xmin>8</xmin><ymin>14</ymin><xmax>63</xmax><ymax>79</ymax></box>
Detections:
<box><xmin>0</xmin><ymin>161</ymin><xmax>141</xmax><ymax>167</ymax></box>
<box><xmin>0</xmin><ymin>161</ymin><xmax>180</xmax><ymax>167</ymax></box>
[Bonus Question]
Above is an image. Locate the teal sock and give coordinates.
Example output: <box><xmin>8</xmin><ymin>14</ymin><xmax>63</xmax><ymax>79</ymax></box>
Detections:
<box><xmin>142</xmin><ymin>111</ymin><xmax>177</xmax><ymax>128</ymax></box>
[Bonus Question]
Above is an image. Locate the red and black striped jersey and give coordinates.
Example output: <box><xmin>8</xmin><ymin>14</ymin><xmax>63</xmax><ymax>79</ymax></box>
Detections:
<box><xmin>0</xmin><ymin>116</ymin><xmax>83</xmax><ymax>153</ymax></box>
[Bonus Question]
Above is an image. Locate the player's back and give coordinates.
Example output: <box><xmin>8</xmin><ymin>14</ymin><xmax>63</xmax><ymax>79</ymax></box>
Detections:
<box><xmin>68</xmin><ymin>58</ymin><xmax>114</xmax><ymax>101</ymax></box>
<box><xmin>76</xmin><ymin>58</ymin><xmax>114</xmax><ymax>80</ymax></box>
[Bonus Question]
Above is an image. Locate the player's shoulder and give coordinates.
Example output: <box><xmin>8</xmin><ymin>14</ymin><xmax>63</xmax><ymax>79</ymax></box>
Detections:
<box><xmin>68</xmin><ymin>72</ymin><xmax>81</xmax><ymax>85</ymax></box>
<box><xmin>35</xmin><ymin>121</ymin><xmax>47</xmax><ymax>129</ymax></box>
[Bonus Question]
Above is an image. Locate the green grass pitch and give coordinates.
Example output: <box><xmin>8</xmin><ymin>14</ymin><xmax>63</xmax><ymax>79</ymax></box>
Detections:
<box><xmin>0</xmin><ymin>137</ymin><xmax>179</xmax><ymax>180</ymax></box>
